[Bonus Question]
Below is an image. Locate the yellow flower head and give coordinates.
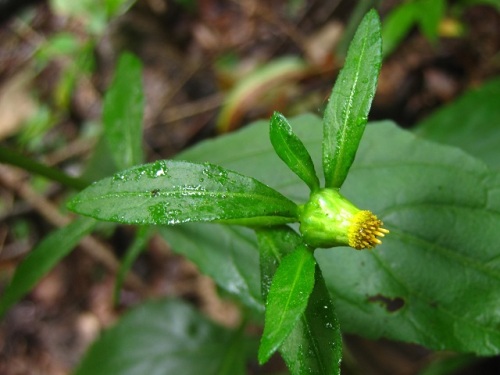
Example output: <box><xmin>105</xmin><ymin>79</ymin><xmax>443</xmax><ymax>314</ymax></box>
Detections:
<box><xmin>347</xmin><ymin>210</ymin><xmax>389</xmax><ymax>250</ymax></box>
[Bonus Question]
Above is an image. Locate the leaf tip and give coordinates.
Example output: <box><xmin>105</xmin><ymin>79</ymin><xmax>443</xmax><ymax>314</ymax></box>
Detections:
<box><xmin>257</xmin><ymin>343</ymin><xmax>273</xmax><ymax>365</ymax></box>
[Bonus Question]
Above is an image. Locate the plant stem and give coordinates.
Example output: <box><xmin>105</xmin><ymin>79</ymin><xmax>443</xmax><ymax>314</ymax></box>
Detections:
<box><xmin>0</xmin><ymin>146</ymin><xmax>89</xmax><ymax>190</ymax></box>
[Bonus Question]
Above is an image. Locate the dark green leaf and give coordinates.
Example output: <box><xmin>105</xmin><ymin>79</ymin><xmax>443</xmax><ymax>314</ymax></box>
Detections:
<box><xmin>257</xmin><ymin>227</ymin><xmax>342</xmax><ymax>375</ymax></box>
<box><xmin>415</xmin><ymin>77</ymin><xmax>500</xmax><ymax>170</ymax></box>
<box><xmin>270</xmin><ymin>112</ymin><xmax>319</xmax><ymax>192</ymax></box>
<box><xmin>68</xmin><ymin>160</ymin><xmax>298</xmax><ymax>226</ymax></box>
<box><xmin>113</xmin><ymin>226</ymin><xmax>151</xmax><ymax>304</ymax></box>
<box><xmin>160</xmin><ymin>223</ymin><xmax>263</xmax><ymax>313</ymax></box>
<box><xmin>0</xmin><ymin>218</ymin><xmax>95</xmax><ymax>316</ymax></box>
<box><xmin>258</xmin><ymin>245</ymin><xmax>316</xmax><ymax>364</ymax></box>
<box><xmin>103</xmin><ymin>52</ymin><xmax>144</xmax><ymax>170</ymax></box>
<box><xmin>323</xmin><ymin>9</ymin><xmax>382</xmax><ymax>188</ymax></box>
<box><xmin>74</xmin><ymin>299</ymin><xmax>246</xmax><ymax>375</ymax></box>
<box><xmin>173</xmin><ymin>114</ymin><xmax>500</xmax><ymax>355</ymax></box>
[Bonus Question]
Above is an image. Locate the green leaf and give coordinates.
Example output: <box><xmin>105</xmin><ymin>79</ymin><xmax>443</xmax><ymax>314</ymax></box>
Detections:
<box><xmin>415</xmin><ymin>77</ymin><xmax>500</xmax><ymax>170</ymax></box>
<box><xmin>74</xmin><ymin>299</ymin><xmax>246</xmax><ymax>375</ymax></box>
<box><xmin>258</xmin><ymin>245</ymin><xmax>316</xmax><ymax>364</ymax></box>
<box><xmin>323</xmin><ymin>9</ymin><xmax>382</xmax><ymax>188</ymax></box>
<box><xmin>103</xmin><ymin>52</ymin><xmax>144</xmax><ymax>170</ymax></box>
<box><xmin>113</xmin><ymin>226</ymin><xmax>151</xmax><ymax>304</ymax></box>
<box><xmin>172</xmin><ymin>114</ymin><xmax>500</xmax><ymax>355</ymax></box>
<box><xmin>160</xmin><ymin>223</ymin><xmax>263</xmax><ymax>313</ymax></box>
<box><xmin>257</xmin><ymin>227</ymin><xmax>342</xmax><ymax>375</ymax></box>
<box><xmin>382</xmin><ymin>2</ymin><xmax>418</xmax><ymax>56</ymax></box>
<box><xmin>105</xmin><ymin>0</ymin><xmax>134</xmax><ymax>18</ymax></box>
<box><xmin>281</xmin><ymin>266</ymin><xmax>342</xmax><ymax>375</ymax></box>
<box><xmin>269</xmin><ymin>112</ymin><xmax>320</xmax><ymax>192</ymax></box>
<box><xmin>68</xmin><ymin>160</ymin><xmax>298</xmax><ymax>226</ymax></box>
<box><xmin>0</xmin><ymin>217</ymin><xmax>95</xmax><ymax>316</ymax></box>
<box><xmin>35</xmin><ymin>33</ymin><xmax>80</xmax><ymax>66</ymax></box>
<box><xmin>416</xmin><ymin>0</ymin><xmax>445</xmax><ymax>42</ymax></box>
<box><xmin>257</xmin><ymin>226</ymin><xmax>303</xmax><ymax>301</ymax></box>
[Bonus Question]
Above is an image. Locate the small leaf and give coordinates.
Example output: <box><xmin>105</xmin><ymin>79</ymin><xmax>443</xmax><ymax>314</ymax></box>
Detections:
<box><xmin>270</xmin><ymin>112</ymin><xmax>320</xmax><ymax>192</ymax></box>
<box><xmin>0</xmin><ymin>217</ymin><xmax>96</xmax><ymax>316</ymax></box>
<box><xmin>257</xmin><ymin>227</ymin><xmax>342</xmax><ymax>374</ymax></box>
<box><xmin>258</xmin><ymin>245</ymin><xmax>316</xmax><ymax>364</ymax></box>
<box><xmin>323</xmin><ymin>9</ymin><xmax>382</xmax><ymax>188</ymax></box>
<box><xmin>113</xmin><ymin>226</ymin><xmax>151</xmax><ymax>304</ymax></box>
<box><xmin>74</xmin><ymin>299</ymin><xmax>247</xmax><ymax>375</ymax></box>
<box><xmin>68</xmin><ymin>160</ymin><xmax>298</xmax><ymax>226</ymax></box>
<box><xmin>103</xmin><ymin>52</ymin><xmax>144</xmax><ymax>170</ymax></box>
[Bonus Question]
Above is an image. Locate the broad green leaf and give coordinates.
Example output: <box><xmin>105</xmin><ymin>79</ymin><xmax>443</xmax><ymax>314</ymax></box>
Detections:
<box><xmin>382</xmin><ymin>2</ymin><xmax>418</xmax><ymax>56</ymax></box>
<box><xmin>270</xmin><ymin>112</ymin><xmax>319</xmax><ymax>192</ymax></box>
<box><xmin>323</xmin><ymin>9</ymin><xmax>382</xmax><ymax>188</ymax></box>
<box><xmin>486</xmin><ymin>172</ymin><xmax>500</xmax><ymax>209</ymax></box>
<box><xmin>258</xmin><ymin>245</ymin><xmax>316</xmax><ymax>364</ymax></box>
<box><xmin>0</xmin><ymin>217</ymin><xmax>96</xmax><ymax>316</ymax></box>
<box><xmin>317</xmin><ymin>123</ymin><xmax>500</xmax><ymax>356</ymax></box>
<box><xmin>113</xmin><ymin>226</ymin><xmax>151</xmax><ymax>304</ymax></box>
<box><xmin>257</xmin><ymin>227</ymin><xmax>342</xmax><ymax>375</ymax></box>
<box><xmin>74</xmin><ymin>299</ymin><xmax>246</xmax><ymax>375</ymax></box>
<box><xmin>68</xmin><ymin>160</ymin><xmax>298</xmax><ymax>226</ymax></box>
<box><xmin>171</xmin><ymin>114</ymin><xmax>500</xmax><ymax>355</ymax></box>
<box><xmin>160</xmin><ymin>224</ymin><xmax>263</xmax><ymax>313</ymax></box>
<box><xmin>103</xmin><ymin>52</ymin><xmax>144</xmax><ymax>170</ymax></box>
<box><xmin>415</xmin><ymin>77</ymin><xmax>500</xmax><ymax>170</ymax></box>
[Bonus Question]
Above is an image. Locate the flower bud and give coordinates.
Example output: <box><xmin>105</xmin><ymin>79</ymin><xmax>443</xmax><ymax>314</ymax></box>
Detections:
<box><xmin>298</xmin><ymin>189</ymin><xmax>388</xmax><ymax>250</ymax></box>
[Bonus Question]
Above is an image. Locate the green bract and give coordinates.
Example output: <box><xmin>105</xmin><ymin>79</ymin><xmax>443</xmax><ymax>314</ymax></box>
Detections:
<box><xmin>298</xmin><ymin>189</ymin><xmax>387</xmax><ymax>249</ymax></box>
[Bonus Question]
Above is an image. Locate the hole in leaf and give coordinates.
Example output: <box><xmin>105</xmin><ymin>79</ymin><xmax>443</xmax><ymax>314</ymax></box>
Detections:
<box><xmin>367</xmin><ymin>294</ymin><xmax>405</xmax><ymax>312</ymax></box>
